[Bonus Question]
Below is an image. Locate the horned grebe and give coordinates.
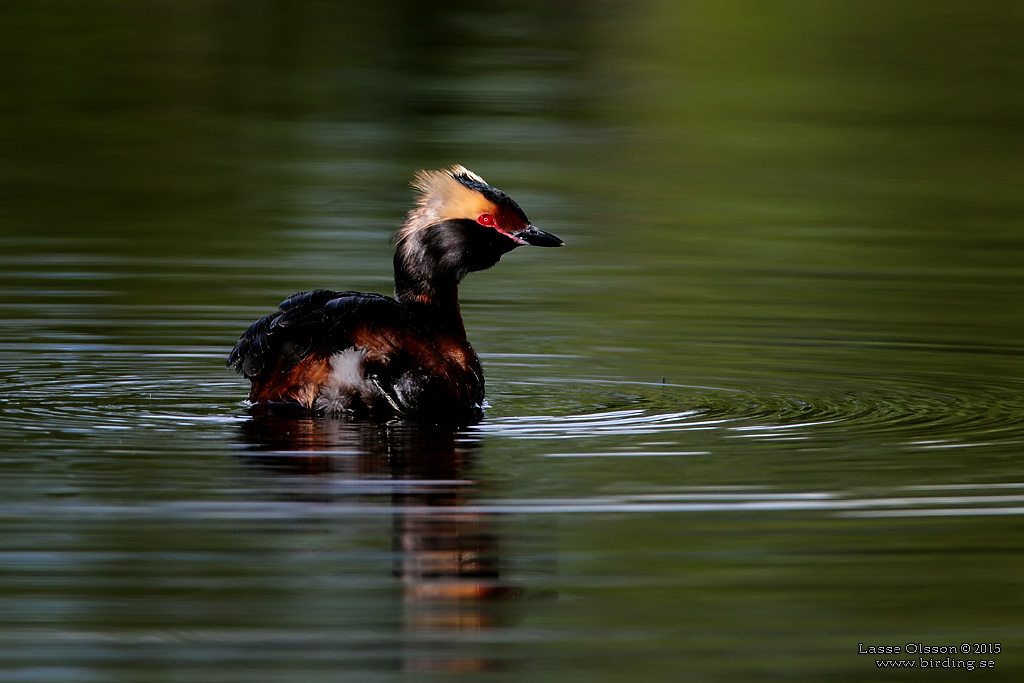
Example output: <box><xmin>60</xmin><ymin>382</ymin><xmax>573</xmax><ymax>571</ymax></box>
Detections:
<box><xmin>227</xmin><ymin>165</ymin><xmax>562</xmax><ymax>419</ymax></box>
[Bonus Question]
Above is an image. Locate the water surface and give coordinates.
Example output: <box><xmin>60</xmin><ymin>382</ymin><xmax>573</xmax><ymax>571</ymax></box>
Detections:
<box><xmin>2</xmin><ymin>1</ymin><xmax>1024</xmax><ymax>680</ymax></box>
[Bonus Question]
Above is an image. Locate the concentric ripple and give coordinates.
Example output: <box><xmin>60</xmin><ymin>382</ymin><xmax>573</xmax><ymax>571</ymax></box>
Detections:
<box><xmin>3</xmin><ymin>350</ymin><xmax>1022</xmax><ymax>456</ymax></box>
<box><xmin>0</xmin><ymin>342</ymin><xmax>244</xmax><ymax>457</ymax></box>
<box><xmin>480</xmin><ymin>374</ymin><xmax>1024</xmax><ymax>454</ymax></box>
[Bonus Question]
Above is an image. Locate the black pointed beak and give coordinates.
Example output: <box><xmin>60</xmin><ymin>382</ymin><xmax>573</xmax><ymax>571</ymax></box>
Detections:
<box><xmin>514</xmin><ymin>224</ymin><xmax>563</xmax><ymax>247</ymax></box>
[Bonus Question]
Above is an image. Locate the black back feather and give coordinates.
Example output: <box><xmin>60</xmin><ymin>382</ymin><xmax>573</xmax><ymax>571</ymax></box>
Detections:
<box><xmin>227</xmin><ymin>289</ymin><xmax>412</xmax><ymax>380</ymax></box>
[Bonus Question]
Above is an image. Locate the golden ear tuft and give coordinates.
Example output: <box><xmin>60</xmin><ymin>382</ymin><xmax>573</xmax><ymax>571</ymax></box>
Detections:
<box><xmin>412</xmin><ymin>165</ymin><xmax>487</xmax><ymax>200</ymax></box>
<box><xmin>400</xmin><ymin>166</ymin><xmax>497</xmax><ymax>242</ymax></box>
<box><xmin>411</xmin><ymin>169</ymin><xmax>444</xmax><ymax>198</ymax></box>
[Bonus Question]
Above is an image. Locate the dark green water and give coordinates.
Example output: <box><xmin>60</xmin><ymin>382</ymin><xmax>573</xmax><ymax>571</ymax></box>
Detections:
<box><xmin>3</xmin><ymin>1</ymin><xmax>1024</xmax><ymax>680</ymax></box>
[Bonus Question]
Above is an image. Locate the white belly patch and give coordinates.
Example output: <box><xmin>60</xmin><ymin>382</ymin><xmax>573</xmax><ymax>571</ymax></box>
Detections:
<box><xmin>314</xmin><ymin>348</ymin><xmax>372</xmax><ymax>412</ymax></box>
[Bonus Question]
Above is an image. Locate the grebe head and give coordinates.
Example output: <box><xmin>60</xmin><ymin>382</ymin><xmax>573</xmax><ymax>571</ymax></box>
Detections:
<box><xmin>395</xmin><ymin>165</ymin><xmax>562</xmax><ymax>303</ymax></box>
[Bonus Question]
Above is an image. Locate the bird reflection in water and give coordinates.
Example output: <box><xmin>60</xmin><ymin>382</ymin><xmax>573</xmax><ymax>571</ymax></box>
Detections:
<box><xmin>237</xmin><ymin>409</ymin><xmax>516</xmax><ymax>672</ymax></box>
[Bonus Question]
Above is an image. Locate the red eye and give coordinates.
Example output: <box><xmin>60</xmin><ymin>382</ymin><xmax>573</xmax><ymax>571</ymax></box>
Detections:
<box><xmin>476</xmin><ymin>213</ymin><xmax>495</xmax><ymax>226</ymax></box>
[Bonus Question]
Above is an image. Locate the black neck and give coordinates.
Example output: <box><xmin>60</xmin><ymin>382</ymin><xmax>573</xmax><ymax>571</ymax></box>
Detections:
<box><xmin>394</xmin><ymin>251</ymin><xmax>467</xmax><ymax>336</ymax></box>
